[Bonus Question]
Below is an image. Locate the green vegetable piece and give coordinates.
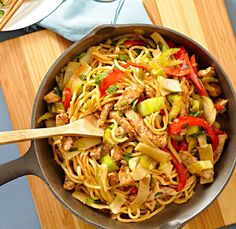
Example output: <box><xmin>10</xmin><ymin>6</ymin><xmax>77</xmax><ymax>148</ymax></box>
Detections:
<box><xmin>100</xmin><ymin>154</ymin><xmax>119</xmax><ymax>172</ymax></box>
<box><xmin>79</xmin><ymin>74</ymin><xmax>87</xmax><ymax>81</ymax></box>
<box><xmin>150</xmin><ymin>32</ymin><xmax>169</xmax><ymax>50</ymax></box>
<box><xmin>137</xmin><ymin>97</ymin><xmax>165</xmax><ymax>117</ymax></box>
<box><xmin>74</xmin><ymin>52</ymin><xmax>86</xmax><ymax>60</ymax></box>
<box><xmin>117</xmin><ymin>53</ymin><xmax>130</xmax><ymax>61</ymax></box>
<box><xmin>132</xmin><ymin>99</ymin><xmax>138</xmax><ymax>112</ymax></box>
<box><xmin>190</xmin><ymin>100</ymin><xmax>200</xmax><ymax>113</ymax></box>
<box><xmin>95</xmin><ymin>71</ymin><xmax>108</xmax><ymax>86</ymax></box>
<box><xmin>0</xmin><ymin>10</ymin><xmax>4</xmax><ymax>19</ymax></box>
<box><xmin>140</xmin><ymin>155</ymin><xmax>155</xmax><ymax>169</ymax></box>
<box><xmin>124</xmin><ymin>153</ymin><xmax>132</xmax><ymax>162</ymax></box>
<box><xmin>158</xmin><ymin>48</ymin><xmax>181</xmax><ymax>67</ymax></box>
<box><xmin>151</xmin><ymin>66</ymin><xmax>165</xmax><ymax>77</ymax></box>
<box><xmin>37</xmin><ymin>112</ymin><xmax>54</xmax><ymax>124</ymax></box>
<box><xmin>105</xmin><ymin>85</ymin><xmax>118</xmax><ymax>94</ymax></box>
<box><xmin>103</xmin><ymin>125</ymin><xmax>116</xmax><ymax>147</ymax></box>
<box><xmin>53</xmin><ymin>87</ymin><xmax>62</xmax><ymax>97</ymax></box>
<box><xmin>52</xmin><ymin>102</ymin><xmax>65</xmax><ymax>113</ymax></box>
<box><xmin>168</xmin><ymin>94</ymin><xmax>182</xmax><ymax>121</ymax></box>
<box><xmin>187</xmin><ymin>126</ymin><xmax>200</xmax><ymax>137</ymax></box>
<box><xmin>116</xmin><ymin>37</ymin><xmax>127</xmax><ymax>46</ymax></box>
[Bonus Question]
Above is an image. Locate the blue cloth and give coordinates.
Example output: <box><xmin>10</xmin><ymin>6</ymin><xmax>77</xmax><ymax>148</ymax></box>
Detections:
<box><xmin>39</xmin><ymin>0</ymin><xmax>151</xmax><ymax>42</ymax></box>
<box><xmin>225</xmin><ymin>0</ymin><xmax>236</xmax><ymax>34</ymax></box>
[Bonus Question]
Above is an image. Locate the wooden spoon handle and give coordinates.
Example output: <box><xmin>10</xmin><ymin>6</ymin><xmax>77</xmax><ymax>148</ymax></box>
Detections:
<box><xmin>0</xmin><ymin>126</ymin><xmax>65</xmax><ymax>145</ymax></box>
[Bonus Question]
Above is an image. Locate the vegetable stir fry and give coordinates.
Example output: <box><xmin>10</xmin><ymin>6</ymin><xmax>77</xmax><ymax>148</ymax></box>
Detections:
<box><xmin>39</xmin><ymin>31</ymin><xmax>228</xmax><ymax>222</ymax></box>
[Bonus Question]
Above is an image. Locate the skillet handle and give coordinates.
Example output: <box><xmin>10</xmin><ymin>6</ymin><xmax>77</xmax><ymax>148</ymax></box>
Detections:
<box><xmin>0</xmin><ymin>144</ymin><xmax>46</xmax><ymax>185</ymax></box>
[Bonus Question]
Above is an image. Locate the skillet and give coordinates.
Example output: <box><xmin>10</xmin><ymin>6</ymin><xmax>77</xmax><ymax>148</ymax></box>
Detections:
<box><xmin>0</xmin><ymin>24</ymin><xmax>235</xmax><ymax>229</ymax></box>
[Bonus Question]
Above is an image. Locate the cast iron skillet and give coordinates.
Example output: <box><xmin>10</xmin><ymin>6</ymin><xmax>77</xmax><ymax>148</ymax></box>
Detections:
<box><xmin>0</xmin><ymin>24</ymin><xmax>235</xmax><ymax>229</ymax></box>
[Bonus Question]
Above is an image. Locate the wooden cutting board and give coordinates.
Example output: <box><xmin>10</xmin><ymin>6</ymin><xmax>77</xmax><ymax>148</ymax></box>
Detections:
<box><xmin>0</xmin><ymin>0</ymin><xmax>235</xmax><ymax>228</ymax></box>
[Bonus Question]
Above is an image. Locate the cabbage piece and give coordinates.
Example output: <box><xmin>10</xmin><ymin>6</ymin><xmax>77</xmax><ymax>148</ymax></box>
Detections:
<box><xmin>63</xmin><ymin>62</ymin><xmax>81</xmax><ymax>87</ymax></box>
<box><xmin>158</xmin><ymin>76</ymin><xmax>182</xmax><ymax>93</ymax></box>
<box><xmin>131</xmin><ymin>164</ymin><xmax>149</xmax><ymax>181</ymax></box>
<box><xmin>66</xmin><ymin>137</ymin><xmax>101</xmax><ymax>160</ymax></box>
<box><xmin>187</xmin><ymin>160</ymin><xmax>213</xmax><ymax>174</ymax></box>
<box><xmin>72</xmin><ymin>191</ymin><xmax>109</xmax><ymax>210</ymax></box>
<box><xmin>151</xmin><ymin>32</ymin><xmax>169</xmax><ymax>50</ymax></box>
<box><xmin>135</xmin><ymin>142</ymin><xmax>171</xmax><ymax>163</ymax></box>
<box><xmin>140</xmin><ymin>155</ymin><xmax>156</xmax><ymax>169</ymax></box>
<box><xmin>131</xmin><ymin>176</ymin><xmax>151</xmax><ymax>211</ymax></box>
<box><xmin>100</xmin><ymin>154</ymin><xmax>118</xmax><ymax>172</ymax></box>
<box><xmin>128</xmin><ymin>157</ymin><xmax>140</xmax><ymax>171</ymax></box>
<box><xmin>67</xmin><ymin>63</ymin><xmax>92</xmax><ymax>93</ymax></box>
<box><xmin>167</xmin><ymin>94</ymin><xmax>182</xmax><ymax>121</ymax></box>
<box><xmin>79</xmin><ymin>47</ymin><xmax>94</xmax><ymax>64</ymax></box>
<box><xmin>137</xmin><ymin>97</ymin><xmax>165</xmax><ymax>117</ymax></box>
<box><xmin>110</xmin><ymin>194</ymin><xmax>127</xmax><ymax>214</ymax></box>
<box><xmin>103</xmin><ymin>125</ymin><xmax>116</xmax><ymax>148</ymax></box>
<box><xmin>202</xmin><ymin>96</ymin><xmax>216</xmax><ymax>124</ymax></box>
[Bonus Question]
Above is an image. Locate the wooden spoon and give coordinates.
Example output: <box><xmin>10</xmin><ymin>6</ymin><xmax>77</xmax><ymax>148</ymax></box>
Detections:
<box><xmin>0</xmin><ymin>115</ymin><xmax>104</xmax><ymax>145</ymax></box>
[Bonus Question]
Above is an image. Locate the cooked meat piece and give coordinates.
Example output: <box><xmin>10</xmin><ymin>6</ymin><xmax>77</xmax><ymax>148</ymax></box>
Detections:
<box><xmin>98</xmin><ymin>102</ymin><xmax>115</xmax><ymax>127</ymax></box>
<box><xmin>56</xmin><ymin>113</ymin><xmax>69</xmax><ymax>126</ymax></box>
<box><xmin>124</xmin><ymin>109</ymin><xmax>167</xmax><ymax>148</ymax></box>
<box><xmin>144</xmin><ymin>200</ymin><xmax>156</xmax><ymax>211</ymax></box>
<box><xmin>61</xmin><ymin>137</ymin><xmax>73</xmax><ymax>151</ymax></box>
<box><xmin>214</xmin><ymin>134</ymin><xmax>228</xmax><ymax>163</ymax></box>
<box><xmin>63</xmin><ymin>176</ymin><xmax>75</xmax><ymax>190</ymax></box>
<box><xmin>109</xmin><ymin>111</ymin><xmax>137</xmax><ymax>137</ymax></box>
<box><xmin>44</xmin><ymin>91</ymin><xmax>61</xmax><ymax>103</ymax></box>
<box><xmin>114</xmin><ymin>126</ymin><xmax>126</xmax><ymax>139</ymax></box>
<box><xmin>111</xmin><ymin>146</ymin><xmax>123</xmax><ymax>161</ymax></box>
<box><xmin>198</xmin><ymin>169</ymin><xmax>214</xmax><ymax>179</ymax></box>
<box><xmin>90</xmin><ymin>145</ymin><xmax>103</xmax><ymax>160</ymax></box>
<box><xmin>198</xmin><ymin>67</ymin><xmax>215</xmax><ymax>78</ymax></box>
<box><xmin>118</xmin><ymin>165</ymin><xmax>135</xmax><ymax>186</ymax></box>
<box><xmin>180</xmin><ymin>77</ymin><xmax>190</xmax><ymax>116</ymax></box>
<box><xmin>215</xmin><ymin>98</ymin><xmax>228</xmax><ymax>113</ymax></box>
<box><xmin>108</xmin><ymin>171</ymin><xmax>119</xmax><ymax>186</ymax></box>
<box><xmin>179</xmin><ymin>150</ymin><xmax>214</xmax><ymax>179</ymax></box>
<box><xmin>116</xmin><ymin>84</ymin><xmax>144</xmax><ymax>110</ymax></box>
<box><xmin>159</xmin><ymin>187</ymin><xmax>178</xmax><ymax>196</ymax></box>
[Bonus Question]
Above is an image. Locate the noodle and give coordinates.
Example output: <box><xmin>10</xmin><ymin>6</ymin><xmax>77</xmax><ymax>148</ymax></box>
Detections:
<box><xmin>40</xmin><ymin>31</ymin><xmax>228</xmax><ymax>223</ymax></box>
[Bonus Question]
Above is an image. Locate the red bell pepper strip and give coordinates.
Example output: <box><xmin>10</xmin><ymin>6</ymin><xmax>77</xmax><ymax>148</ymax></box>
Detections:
<box><xmin>124</xmin><ymin>40</ymin><xmax>146</xmax><ymax>46</ymax></box>
<box><xmin>178</xmin><ymin>139</ymin><xmax>188</xmax><ymax>151</ymax></box>
<box><xmin>171</xmin><ymin>138</ymin><xmax>179</xmax><ymax>151</ymax></box>
<box><xmin>214</xmin><ymin>104</ymin><xmax>224</xmax><ymax>111</ymax></box>
<box><xmin>176</xmin><ymin>47</ymin><xmax>207</xmax><ymax>96</ymax></box>
<box><xmin>168</xmin><ymin>116</ymin><xmax>219</xmax><ymax>150</ymax></box>
<box><xmin>127</xmin><ymin>61</ymin><xmax>148</xmax><ymax>70</ymax></box>
<box><xmin>62</xmin><ymin>87</ymin><xmax>72</xmax><ymax>110</ymax></box>
<box><xmin>190</xmin><ymin>55</ymin><xmax>198</xmax><ymax>73</ymax></box>
<box><xmin>163</xmin><ymin>148</ymin><xmax>188</xmax><ymax>191</ymax></box>
<box><xmin>164</xmin><ymin>67</ymin><xmax>190</xmax><ymax>76</ymax></box>
<box><xmin>99</xmin><ymin>68</ymin><xmax>123</xmax><ymax>97</ymax></box>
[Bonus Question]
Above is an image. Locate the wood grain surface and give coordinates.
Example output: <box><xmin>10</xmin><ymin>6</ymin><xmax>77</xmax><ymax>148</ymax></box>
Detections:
<box><xmin>0</xmin><ymin>0</ymin><xmax>235</xmax><ymax>228</ymax></box>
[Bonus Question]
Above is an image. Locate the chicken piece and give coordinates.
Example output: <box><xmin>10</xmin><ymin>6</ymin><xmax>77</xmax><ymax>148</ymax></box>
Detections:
<box><xmin>180</xmin><ymin>77</ymin><xmax>191</xmax><ymax>116</ymax></box>
<box><xmin>111</xmin><ymin>146</ymin><xmax>123</xmax><ymax>161</ymax></box>
<box><xmin>61</xmin><ymin>137</ymin><xmax>73</xmax><ymax>151</ymax></box>
<box><xmin>90</xmin><ymin>145</ymin><xmax>103</xmax><ymax>160</ymax></box>
<box><xmin>118</xmin><ymin>165</ymin><xmax>135</xmax><ymax>186</ymax></box>
<box><xmin>198</xmin><ymin>67</ymin><xmax>215</xmax><ymax>78</ymax></box>
<box><xmin>215</xmin><ymin>98</ymin><xmax>228</xmax><ymax>113</ymax></box>
<box><xmin>214</xmin><ymin>134</ymin><xmax>228</xmax><ymax>163</ymax></box>
<box><xmin>179</xmin><ymin>150</ymin><xmax>214</xmax><ymax>179</ymax></box>
<box><xmin>144</xmin><ymin>200</ymin><xmax>156</xmax><ymax>211</ymax></box>
<box><xmin>63</xmin><ymin>176</ymin><xmax>75</xmax><ymax>190</ymax></box>
<box><xmin>109</xmin><ymin>111</ymin><xmax>137</xmax><ymax>137</ymax></box>
<box><xmin>56</xmin><ymin>113</ymin><xmax>69</xmax><ymax>126</ymax></box>
<box><xmin>159</xmin><ymin>187</ymin><xmax>178</xmax><ymax>196</ymax></box>
<box><xmin>116</xmin><ymin>84</ymin><xmax>144</xmax><ymax>110</ymax></box>
<box><xmin>108</xmin><ymin>171</ymin><xmax>119</xmax><ymax>186</ymax></box>
<box><xmin>124</xmin><ymin>109</ymin><xmax>167</xmax><ymax>148</ymax></box>
<box><xmin>98</xmin><ymin>102</ymin><xmax>115</xmax><ymax>127</ymax></box>
<box><xmin>44</xmin><ymin>91</ymin><xmax>61</xmax><ymax>103</ymax></box>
